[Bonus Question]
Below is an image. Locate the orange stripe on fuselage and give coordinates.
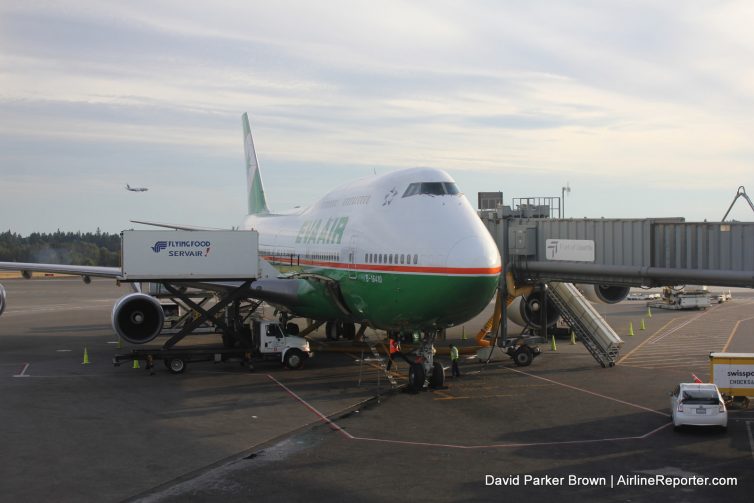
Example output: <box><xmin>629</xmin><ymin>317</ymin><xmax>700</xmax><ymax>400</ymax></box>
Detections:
<box><xmin>262</xmin><ymin>256</ymin><xmax>501</xmax><ymax>276</ymax></box>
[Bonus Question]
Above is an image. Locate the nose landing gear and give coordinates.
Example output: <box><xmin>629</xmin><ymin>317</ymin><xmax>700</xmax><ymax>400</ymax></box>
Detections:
<box><xmin>407</xmin><ymin>330</ymin><xmax>445</xmax><ymax>393</ymax></box>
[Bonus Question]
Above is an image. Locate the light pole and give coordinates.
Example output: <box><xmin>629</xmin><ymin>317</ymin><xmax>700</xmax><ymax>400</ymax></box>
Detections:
<box><xmin>561</xmin><ymin>183</ymin><xmax>571</xmax><ymax>219</ymax></box>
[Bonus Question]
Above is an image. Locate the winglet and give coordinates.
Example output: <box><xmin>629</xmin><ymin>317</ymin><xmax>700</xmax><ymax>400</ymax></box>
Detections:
<box><xmin>242</xmin><ymin>113</ymin><xmax>269</xmax><ymax>215</ymax></box>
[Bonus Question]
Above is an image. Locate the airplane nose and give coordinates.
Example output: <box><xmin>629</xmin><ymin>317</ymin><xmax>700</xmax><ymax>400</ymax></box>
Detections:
<box><xmin>447</xmin><ymin>235</ymin><xmax>501</xmax><ymax>272</ymax></box>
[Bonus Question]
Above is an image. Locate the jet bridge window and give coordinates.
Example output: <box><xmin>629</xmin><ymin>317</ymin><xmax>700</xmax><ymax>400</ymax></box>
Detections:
<box><xmin>402</xmin><ymin>182</ymin><xmax>460</xmax><ymax>198</ymax></box>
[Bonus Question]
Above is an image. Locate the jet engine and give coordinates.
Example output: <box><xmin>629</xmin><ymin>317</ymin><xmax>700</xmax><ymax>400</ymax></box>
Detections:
<box><xmin>111</xmin><ymin>293</ymin><xmax>164</xmax><ymax>344</ymax></box>
<box><xmin>506</xmin><ymin>289</ymin><xmax>560</xmax><ymax>329</ymax></box>
<box><xmin>0</xmin><ymin>283</ymin><xmax>6</xmax><ymax>316</ymax></box>
<box><xmin>575</xmin><ymin>284</ymin><xmax>630</xmax><ymax>304</ymax></box>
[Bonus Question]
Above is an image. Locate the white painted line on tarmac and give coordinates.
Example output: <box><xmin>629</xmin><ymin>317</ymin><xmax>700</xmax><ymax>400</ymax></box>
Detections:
<box><xmin>649</xmin><ymin>314</ymin><xmax>707</xmax><ymax>344</ymax></box>
<box><xmin>55</xmin><ymin>349</ymin><xmax>72</xmax><ymax>353</ymax></box>
<box><xmin>13</xmin><ymin>363</ymin><xmax>30</xmax><ymax>378</ymax></box>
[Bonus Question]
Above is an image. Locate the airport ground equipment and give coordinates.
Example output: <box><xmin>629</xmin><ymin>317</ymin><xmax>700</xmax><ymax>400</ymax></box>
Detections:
<box><xmin>648</xmin><ymin>286</ymin><xmax>711</xmax><ymax>310</ymax></box>
<box><xmin>362</xmin><ymin>335</ymin><xmax>399</xmax><ymax>388</ymax></box>
<box><xmin>114</xmin><ymin>318</ymin><xmax>312</xmax><ymax>373</ymax></box>
<box><xmin>113</xmin><ymin>229</ymin><xmax>260</xmax><ymax>345</ymax></box>
<box><xmin>478</xmin><ymin>212</ymin><xmax>754</xmax><ymax>366</ymax></box>
<box><xmin>709</xmin><ymin>353</ymin><xmax>754</xmax><ymax>408</ymax></box>
<box><xmin>480</xmin><ymin>214</ymin><xmax>754</xmax><ymax>289</ymax></box>
<box><xmin>112</xmin><ymin>229</ymin><xmax>311</xmax><ymax>371</ymax></box>
<box><xmin>546</xmin><ymin>282</ymin><xmax>623</xmax><ymax>367</ymax></box>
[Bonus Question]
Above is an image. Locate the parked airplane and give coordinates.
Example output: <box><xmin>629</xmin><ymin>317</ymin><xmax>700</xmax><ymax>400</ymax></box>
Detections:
<box><xmin>0</xmin><ymin>113</ymin><xmax>502</xmax><ymax>390</ymax></box>
<box><xmin>126</xmin><ymin>184</ymin><xmax>148</xmax><ymax>192</ymax></box>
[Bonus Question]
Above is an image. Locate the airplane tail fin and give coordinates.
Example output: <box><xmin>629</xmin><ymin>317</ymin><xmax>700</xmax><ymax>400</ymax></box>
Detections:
<box><xmin>242</xmin><ymin>113</ymin><xmax>269</xmax><ymax>215</ymax></box>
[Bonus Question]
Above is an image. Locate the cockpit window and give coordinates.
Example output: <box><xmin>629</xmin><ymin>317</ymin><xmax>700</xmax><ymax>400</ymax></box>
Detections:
<box><xmin>402</xmin><ymin>182</ymin><xmax>460</xmax><ymax>198</ymax></box>
<box><xmin>443</xmin><ymin>182</ymin><xmax>459</xmax><ymax>195</ymax></box>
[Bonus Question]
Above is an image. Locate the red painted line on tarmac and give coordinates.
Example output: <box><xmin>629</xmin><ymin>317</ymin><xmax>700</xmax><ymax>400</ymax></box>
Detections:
<box><xmin>268</xmin><ymin>371</ymin><xmax>673</xmax><ymax>450</ymax></box>
<box><xmin>501</xmin><ymin>366</ymin><xmax>668</xmax><ymax>417</ymax></box>
<box><xmin>267</xmin><ymin>374</ymin><xmax>354</xmax><ymax>439</ymax></box>
<box><xmin>348</xmin><ymin>422</ymin><xmax>672</xmax><ymax>450</ymax></box>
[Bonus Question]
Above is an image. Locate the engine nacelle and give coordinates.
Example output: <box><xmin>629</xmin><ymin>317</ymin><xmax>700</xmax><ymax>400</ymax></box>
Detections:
<box><xmin>111</xmin><ymin>293</ymin><xmax>164</xmax><ymax>344</ymax></box>
<box><xmin>576</xmin><ymin>284</ymin><xmax>630</xmax><ymax>304</ymax></box>
<box><xmin>507</xmin><ymin>290</ymin><xmax>560</xmax><ymax>329</ymax></box>
<box><xmin>0</xmin><ymin>283</ymin><xmax>6</xmax><ymax>316</ymax></box>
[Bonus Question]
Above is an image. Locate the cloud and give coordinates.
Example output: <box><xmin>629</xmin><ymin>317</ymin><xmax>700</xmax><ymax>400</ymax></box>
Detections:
<box><xmin>0</xmin><ymin>1</ymin><xmax>753</xmax><ymax>233</ymax></box>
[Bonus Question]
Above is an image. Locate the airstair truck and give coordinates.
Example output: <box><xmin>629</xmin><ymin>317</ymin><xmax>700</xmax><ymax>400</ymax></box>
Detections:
<box><xmin>709</xmin><ymin>352</ymin><xmax>754</xmax><ymax>408</ymax></box>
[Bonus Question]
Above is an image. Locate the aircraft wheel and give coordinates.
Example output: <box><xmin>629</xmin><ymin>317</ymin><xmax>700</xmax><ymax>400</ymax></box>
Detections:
<box><xmin>430</xmin><ymin>361</ymin><xmax>445</xmax><ymax>388</ymax></box>
<box><xmin>284</xmin><ymin>349</ymin><xmax>305</xmax><ymax>370</ymax></box>
<box><xmin>513</xmin><ymin>346</ymin><xmax>533</xmax><ymax>367</ymax></box>
<box><xmin>408</xmin><ymin>363</ymin><xmax>425</xmax><ymax>393</ymax></box>
<box><xmin>166</xmin><ymin>358</ymin><xmax>186</xmax><ymax>374</ymax></box>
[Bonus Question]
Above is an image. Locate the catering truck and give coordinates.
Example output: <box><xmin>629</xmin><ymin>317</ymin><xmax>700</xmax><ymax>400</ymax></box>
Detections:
<box><xmin>112</xmin><ymin>229</ymin><xmax>313</xmax><ymax>373</ymax></box>
<box><xmin>709</xmin><ymin>352</ymin><xmax>754</xmax><ymax>408</ymax></box>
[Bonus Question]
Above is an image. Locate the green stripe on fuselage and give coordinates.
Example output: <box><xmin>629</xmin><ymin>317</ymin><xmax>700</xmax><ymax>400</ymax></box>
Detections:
<box><xmin>283</xmin><ymin>264</ymin><xmax>498</xmax><ymax>330</ymax></box>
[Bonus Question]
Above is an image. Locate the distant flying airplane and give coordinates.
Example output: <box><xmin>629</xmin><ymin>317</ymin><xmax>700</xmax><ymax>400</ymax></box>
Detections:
<box><xmin>126</xmin><ymin>184</ymin><xmax>148</xmax><ymax>192</ymax></box>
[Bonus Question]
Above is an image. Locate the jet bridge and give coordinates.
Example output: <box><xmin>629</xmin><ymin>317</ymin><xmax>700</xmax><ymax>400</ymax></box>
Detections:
<box><xmin>480</xmin><ymin>214</ymin><xmax>754</xmax><ymax>288</ymax></box>
<box><xmin>479</xmin><ymin>213</ymin><xmax>754</xmax><ymax>367</ymax></box>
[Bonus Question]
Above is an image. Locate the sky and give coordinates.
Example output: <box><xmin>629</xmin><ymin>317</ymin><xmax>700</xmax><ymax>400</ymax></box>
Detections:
<box><xmin>1</xmin><ymin>0</ymin><xmax>754</xmax><ymax>235</ymax></box>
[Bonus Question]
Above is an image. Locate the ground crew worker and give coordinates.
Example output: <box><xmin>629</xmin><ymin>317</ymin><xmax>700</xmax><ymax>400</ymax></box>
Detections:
<box><xmin>449</xmin><ymin>344</ymin><xmax>460</xmax><ymax>377</ymax></box>
<box><xmin>386</xmin><ymin>336</ymin><xmax>411</xmax><ymax>371</ymax></box>
<box><xmin>386</xmin><ymin>337</ymin><xmax>399</xmax><ymax>370</ymax></box>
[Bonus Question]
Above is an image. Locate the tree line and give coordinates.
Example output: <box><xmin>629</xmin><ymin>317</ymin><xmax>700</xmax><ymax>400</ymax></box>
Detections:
<box><xmin>0</xmin><ymin>230</ymin><xmax>121</xmax><ymax>266</ymax></box>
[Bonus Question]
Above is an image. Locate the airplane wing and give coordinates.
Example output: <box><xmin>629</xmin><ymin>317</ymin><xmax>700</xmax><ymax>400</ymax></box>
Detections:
<box><xmin>130</xmin><ymin>220</ymin><xmax>228</xmax><ymax>231</ymax></box>
<box><xmin>0</xmin><ymin>262</ymin><xmax>325</xmax><ymax>311</ymax></box>
<box><xmin>0</xmin><ymin>261</ymin><xmax>122</xmax><ymax>278</ymax></box>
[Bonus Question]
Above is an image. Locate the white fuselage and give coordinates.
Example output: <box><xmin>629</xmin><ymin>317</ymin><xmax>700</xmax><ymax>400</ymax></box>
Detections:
<box><xmin>242</xmin><ymin>167</ymin><xmax>501</xmax><ymax>330</ymax></box>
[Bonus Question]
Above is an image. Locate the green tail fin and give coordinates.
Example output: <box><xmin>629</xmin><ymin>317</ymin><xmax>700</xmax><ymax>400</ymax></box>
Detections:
<box><xmin>242</xmin><ymin>113</ymin><xmax>269</xmax><ymax>215</ymax></box>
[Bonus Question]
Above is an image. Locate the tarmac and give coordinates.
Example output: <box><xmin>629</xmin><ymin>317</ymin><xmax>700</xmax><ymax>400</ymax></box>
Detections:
<box><xmin>1</xmin><ymin>278</ymin><xmax>753</xmax><ymax>502</ymax></box>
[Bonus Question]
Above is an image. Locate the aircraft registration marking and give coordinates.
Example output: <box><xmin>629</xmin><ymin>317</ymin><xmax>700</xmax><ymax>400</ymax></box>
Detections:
<box><xmin>363</xmin><ymin>274</ymin><xmax>383</xmax><ymax>284</ymax></box>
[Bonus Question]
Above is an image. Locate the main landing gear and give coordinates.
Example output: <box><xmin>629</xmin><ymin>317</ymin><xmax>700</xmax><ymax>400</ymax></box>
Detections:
<box><xmin>325</xmin><ymin>321</ymin><xmax>356</xmax><ymax>340</ymax></box>
<box><xmin>407</xmin><ymin>331</ymin><xmax>445</xmax><ymax>393</ymax></box>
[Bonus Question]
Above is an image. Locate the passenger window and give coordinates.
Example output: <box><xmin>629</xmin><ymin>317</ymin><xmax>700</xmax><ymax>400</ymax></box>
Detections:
<box><xmin>389</xmin><ymin>254</ymin><xmax>393</xmax><ymax>264</ymax></box>
<box><xmin>400</xmin><ymin>254</ymin><xmax>405</xmax><ymax>264</ymax></box>
<box><xmin>413</xmin><ymin>254</ymin><xmax>418</xmax><ymax>264</ymax></box>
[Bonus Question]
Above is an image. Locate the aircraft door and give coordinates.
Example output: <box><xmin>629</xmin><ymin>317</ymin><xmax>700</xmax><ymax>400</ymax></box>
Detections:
<box><xmin>347</xmin><ymin>234</ymin><xmax>359</xmax><ymax>280</ymax></box>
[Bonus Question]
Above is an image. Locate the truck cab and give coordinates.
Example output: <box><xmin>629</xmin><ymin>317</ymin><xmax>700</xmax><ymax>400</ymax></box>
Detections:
<box><xmin>251</xmin><ymin>319</ymin><xmax>313</xmax><ymax>369</ymax></box>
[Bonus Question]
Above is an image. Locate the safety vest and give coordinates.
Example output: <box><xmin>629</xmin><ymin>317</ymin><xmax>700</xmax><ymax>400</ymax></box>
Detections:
<box><xmin>450</xmin><ymin>346</ymin><xmax>459</xmax><ymax>361</ymax></box>
<box><xmin>389</xmin><ymin>339</ymin><xmax>399</xmax><ymax>354</ymax></box>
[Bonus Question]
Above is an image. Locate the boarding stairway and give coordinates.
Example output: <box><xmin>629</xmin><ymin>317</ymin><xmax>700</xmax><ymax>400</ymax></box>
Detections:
<box><xmin>363</xmin><ymin>336</ymin><xmax>398</xmax><ymax>387</ymax></box>
<box><xmin>547</xmin><ymin>282</ymin><xmax>624</xmax><ymax>367</ymax></box>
